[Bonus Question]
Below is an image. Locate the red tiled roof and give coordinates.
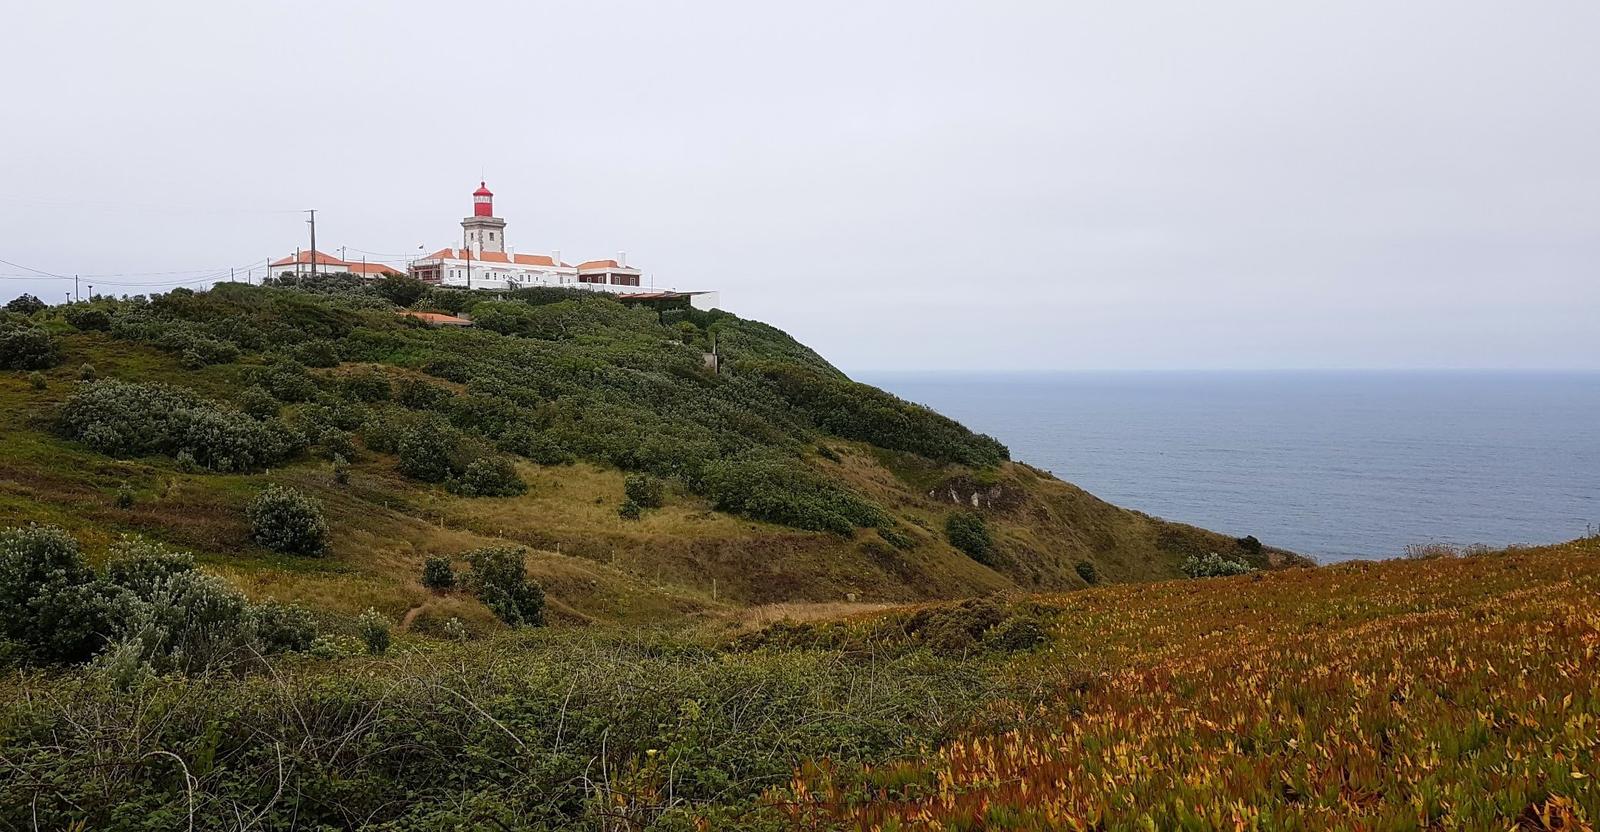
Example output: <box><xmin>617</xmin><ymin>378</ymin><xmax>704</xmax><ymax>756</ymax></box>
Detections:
<box><xmin>270</xmin><ymin>250</ymin><xmax>348</xmax><ymax>267</ymax></box>
<box><xmin>576</xmin><ymin>259</ymin><xmax>620</xmax><ymax>270</ymax></box>
<box><xmin>397</xmin><ymin>311</ymin><xmax>474</xmax><ymax>326</ymax></box>
<box><xmin>347</xmin><ymin>262</ymin><xmax>403</xmax><ymax>275</ymax></box>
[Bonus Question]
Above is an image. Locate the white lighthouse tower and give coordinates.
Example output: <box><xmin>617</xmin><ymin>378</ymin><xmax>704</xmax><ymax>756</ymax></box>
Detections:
<box><xmin>461</xmin><ymin>181</ymin><xmax>507</xmax><ymax>255</ymax></box>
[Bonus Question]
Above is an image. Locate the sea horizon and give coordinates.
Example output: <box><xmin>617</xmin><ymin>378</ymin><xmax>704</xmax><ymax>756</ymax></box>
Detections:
<box><xmin>859</xmin><ymin>369</ymin><xmax>1600</xmax><ymax>563</ymax></box>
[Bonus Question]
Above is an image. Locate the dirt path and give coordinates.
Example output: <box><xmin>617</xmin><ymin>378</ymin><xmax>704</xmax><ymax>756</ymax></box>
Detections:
<box><xmin>398</xmin><ymin>603</ymin><xmax>426</xmax><ymax>631</ymax></box>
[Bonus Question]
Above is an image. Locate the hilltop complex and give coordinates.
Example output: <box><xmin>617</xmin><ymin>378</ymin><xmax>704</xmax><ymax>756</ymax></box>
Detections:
<box><xmin>272</xmin><ymin>181</ymin><xmax>718</xmax><ymax>308</ymax></box>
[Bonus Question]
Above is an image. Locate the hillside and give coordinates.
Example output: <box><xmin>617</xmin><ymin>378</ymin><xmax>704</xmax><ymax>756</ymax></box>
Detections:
<box><xmin>0</xmin><ymin>281</ymin><xmax>1301</xmax><ymax>629</ymax></box>
<box><xmin>1</xmin><ymin>533</ymin><xmax>1593</xmax><ymax>829</ymax></box>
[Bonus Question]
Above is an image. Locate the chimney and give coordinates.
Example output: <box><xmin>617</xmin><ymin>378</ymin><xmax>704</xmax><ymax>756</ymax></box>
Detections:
<box><xmin>618</xmin><ymin>250</ymin><xmax>627</xmax><ymax>267</ymax></box>
<box><xmin>552</xmin><ymin>249</ymin><xmax>561</xmax><ymax>266</ymax></box>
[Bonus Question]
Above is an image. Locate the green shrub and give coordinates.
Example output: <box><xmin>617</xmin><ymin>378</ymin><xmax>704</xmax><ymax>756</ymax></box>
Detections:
<box><xmin>1237</xmin><ymin>535</ymin><xmax>1263</xmax><ymax>555</ymax></box>
<box><xmin>1075</xmin><ymin>560</ymin><xmax>1099</xmax><ymax>585</ymax></box>
<box><xmin>498</xmin><ymin>426</ymin><xmax>575</xmax><ymax>465</ymax></box>
<box><xmin>61</xmin><ymin>380</ymin><xmax>302</xmax><ymax>472</ymax></box>
<box><xmin>0</xmin><ymin>321</ymin><xmax>60</xmax><ymax>370</ymax></box>
<box><xmin>243</xmin><ymin>601</ymin><xmax>317</xmax><ymax>655</ymax></box>
<box><xmin>701</xmin><ymin>455</ymin><xmax>885</xmax><ymax>535</ymax></box>
<box><xmin>114</xmin><ymin>483</ymin><xmax>135</xmax><ymax>509</ymax></box>
<box><xmin>247</xmin><ymin>485</ymin><xmax>329</xmax><ymax>556</ymax></box>
<box><xmin>113</xmin><ymin>570</ymin><xmax>250</xmax><ymax>675</ymax></box>
<box><xmin>331</xmin><ymin>454</ymin><xmax>350</xmax><ymax>484</ymax></box>
<box><xmin>295</xmin><ymin>339</ymin><xmax>340</xmax><ymax>368</ymax></box>
<box><xmin>397</xmin><ymin>378</ymin><xmax>454</xmax><ymax>410</ymax></box>
<box><xmin>877</xmin><ymin>525</ymin><xmax>915</xmax><ymax>551</ymax></box>
<box><xmin>257</xmin><ymin>360</ymin><xmax>319</xmax><ymax>402</ymax></box>
<box><xmin>236</xmin><ymin>385</ymin><xmax>280</xmax><ymax>420</ymax></box>
<box><xmin>754</xmin><ymin>363</ymin><xmax>1009</xmax><ymax>467</ymax></box>
<box><xmin>1181</xmin><ymin>552</ymin><xmax>1256</xmax><ymax>578</ymax></box>
<box><xmin>340</xmin><ymin>369</ymin><xmax>392</xmax><ymax>402</ymax></box>
<box><xmin>104</xmin><ymin>537</ymin><xmax>195</xmax><ymax>598</ymax></box>
<box><xmin>624</xmin><ymin>473</ymin><xmax>664</xmax><ymax>509</ymax></box>
<box><xmin>618</xmin><ymin>498</ymin><xmax>642</xmax><ymax>520</ymax></box>
<box><xmin>63</xmin><ymin>304</ymin><xmax>111</xmax><ymax>331</ymax></box>
<box><xmin>452</xmin><ymin>455</ymin><xmax>526</xmax><ymax>497</ymax></box>
<box><xmin>377</xmin><ymin>274</ymin><xmax>427</xmax><ymax>306</ymax></box>
<box><xmin>397</xmin><ymin>418</ymin><xmax>458</xmax><ymax>483</ymax></box>
<box><xmin>27</xmin><ymin>371</ymin><xmax>46</xmax><ymax>390</ymax></box>
<box><xmin>422</xmin><ymin>556</ymin><xmax>456</xmax><ymax>591</ymax></box>
<box><xmin>0</xmin><ymin>525</ymin><xmax>118</xmax><ymax>663</ymax></box>
<box><xmin>465</xmin><ymin>547</ymin><xmax>545</xmax><ymax>627</ymax></box>
<box><xmin>945</xmin><ymin>512</ymin><xmax>994</xmax><ymax>563</ymax></box>
<box><xmin>358</xmin><ymin>607</ymin><xmax>390</xmax><ymax>655</ymax></box>
<box><xmin>4</xmin><ymin>294</ymin><xmax>46</xmax><ymax>315</ymax></box>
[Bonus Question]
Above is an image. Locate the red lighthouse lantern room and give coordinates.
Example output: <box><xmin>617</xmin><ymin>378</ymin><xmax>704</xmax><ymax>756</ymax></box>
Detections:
<box><xmin>472</xmin><ymin>181</ymin><xmax>494</xmax><ymax>217</ymax></box>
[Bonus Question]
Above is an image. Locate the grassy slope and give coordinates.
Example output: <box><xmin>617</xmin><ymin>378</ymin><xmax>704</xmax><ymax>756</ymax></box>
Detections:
<box><xmin>788</xmin><ymin>535</ymin><xmax>1600</xmax><ymax>830</ymax></box>
<box><xmin>0</xmin><ymin>288</ymin><xmax>1304</xmax><ymax>629</ymax></box>
<box><xmin>2</xmin><ymin>538</ymin><xmax>1593</xmax><ymax>830</ymax></box>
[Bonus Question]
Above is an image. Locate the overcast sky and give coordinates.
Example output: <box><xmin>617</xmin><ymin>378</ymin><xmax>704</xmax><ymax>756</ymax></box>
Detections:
<box><xmin>2</xmin><ymin>1</ymin><xmax>1596</xmax><ymax>371</ymax></box>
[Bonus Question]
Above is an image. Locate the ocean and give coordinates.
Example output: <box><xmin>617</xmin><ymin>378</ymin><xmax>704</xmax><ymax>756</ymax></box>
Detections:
<box><xmin>857</xmin><ymin>371</ymin><xmax>1600</xmax><ymax>563</ymax></box>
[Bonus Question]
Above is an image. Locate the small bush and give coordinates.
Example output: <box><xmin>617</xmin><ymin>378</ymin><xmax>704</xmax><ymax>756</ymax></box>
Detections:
<box><xmin>880</xmin><ymin>525</ymin><xmax>915</xmax><ymax>551</ymax></box>
<box><xmin>4</xmin><ymin>294</ymin><xmax>46</xmax><ymax>315</ymax></box>
<box><xmin>624</xmin><ymin>474</ymin><xmax>664</xmax><ymax>509</ymax></box>
<box><xmin>465</xmin><ymin>547</ymin><xmax>545</xmax><ymax>627</ymax></box>
<box><xmin>358</xmin><ymin>607</ymin><xmax>390</xmax><ymax>655</ymax></box>
<box><xmin>115</xmin><ymin>483</ymin><xmax>135</xmax><ymax>509</ymax></box>
<box><xmin>295</xmin><ymin>339</ymin><xmax>340</xmax><ymax>368</ymax></box>
<box><xmin>498</xmin><ymin>426</ymin><xmax>575</xmax><ymax>465</ymax></box>
<box><xmin>104</xmin><ymin>537</ymin><xmax>195</xmax><ymax>598</ymax></box>
<box><xmin>443</xmin><ymin>617</ymin><xmax>469</xmax><ymax>642</ymax></box>
<box><xmin>452</xmin><ymin>456</ymin><xmax>526</xmax><ymax>497</ymax></box>
<box><xmin>618</xmin><ymin>499</ymin><xmax>642</xmax><ymax>520</ymax></box>
<box><xmin>1074</xmin><ymin>560</ymin><xmax>1099</xmax><ymax>585</ymax></box>
<box><xmin>0</xmin><ymin>525</ymin><xmax>119</xmax><ymax>663</ymax></box>
<box><xmin>1236</xmin><ymin>535</ymin><xmax>1263</xmax><ymax>555</ymax></box>
<box><xmin>377</xmin><ymin>274</ymin><xmax>428</xmax><ymax>306</ymax></box>
<box><xmin>247</xmin><ymin>485</ymin><xmax>329</xmax><ymax>556</ymax></box>
<box><xmin>340</xmin><ymin>370</ymin><xmax>391</xmax><ymax>402</ymax></box>
<box><xmin>396</xmin><ymin>379</ymin><xmax>454</xmax><ymax>411</ymax></box>
<box><xmin>397</xmin><ymin>419</ymin><xmax>457</xmax><ymax>483</ymax></box>
<box><xmin>77</xmin><ymin>363</ymin><xmax>96</xmax><ymax>381</ymax></box>
<box><xmin>257</xmin><ymin>361</ymin><xmax>319</xmax><ymax>403</ymax></box>
<box><xmin>945</xmin><ymin>512</ymin><xmax>994</xmax><ymax>564</ymax></box>
<box><xmin>331</xmin><ymin>454</ymin><xmax>350</xmax><ymax>485</ymax></box>
<box><xmin>63</xmin><ymin>305</ymin><xmax>111</xmax><ymax>331</ymax></box>
<box><xmin>28</xmin><ymin>371</ymin><xmax>46</xmax><ymax>390</ymax></box>
<box><xmin>244</xmin><ymin>601</ymin><xmax>317</xmax><ymax>655</ymax></box>
<box><xmin>421</xmin><ymin>556</ymin><xmax>456</xmax><ymax>591</ymax></box>
<box><xmin>1181</xmin><ymin>552</ymin><xmax>1256</xmax><ymax>578</ymax></box>
<box><xmin>0</xmin><ymin>321</ymin><xmax>59</xmax><ymax>370</ymax></box>
<box><xmin>236</xmin><ymin>386</ymin><xmax>280</xmax><ymax>420</ymax></box>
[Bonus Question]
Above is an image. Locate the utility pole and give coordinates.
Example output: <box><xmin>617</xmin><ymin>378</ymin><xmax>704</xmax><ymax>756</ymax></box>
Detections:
<box><xmin>74</xmin><ymin>274</ymin><xmax>79</xmax><ymax>302</ymax></box>
<box><xmin>305</xmin><ymin>209</ymin><xmax>318</xmax><ymax>280</ymax></box>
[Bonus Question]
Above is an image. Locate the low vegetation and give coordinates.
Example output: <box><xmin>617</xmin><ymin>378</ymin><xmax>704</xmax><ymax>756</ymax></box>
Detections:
<box><xmin>0</xmin><ymin>537</ymin><xmax>1591</xmax><ymax>829</ymax></box>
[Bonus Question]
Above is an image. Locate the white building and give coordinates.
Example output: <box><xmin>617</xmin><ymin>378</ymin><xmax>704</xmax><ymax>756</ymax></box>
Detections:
<box><xmin>410</xmin><ymin>182</ymin><xmax>718</xmax><ymax>309</ymax></box>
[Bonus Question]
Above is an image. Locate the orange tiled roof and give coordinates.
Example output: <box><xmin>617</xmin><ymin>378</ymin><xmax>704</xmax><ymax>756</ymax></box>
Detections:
<box><xmin>577</xmin><ymin>259</ymin><xmax>640</xmax><ymax>271</ymax></box>
<box><xmin>346</xmin><ymin>262</ymin><xmax>403</xmax><ymax>275</ymax></box>
<box><xmin>270</xmin><ymin>250</ymin><xmax>348</xmax><ymax>267</ymax></box>
<box><xmin>397</xmin><ymin>310</ymin><xmax>474</xmax><ymax>326</ymax></box>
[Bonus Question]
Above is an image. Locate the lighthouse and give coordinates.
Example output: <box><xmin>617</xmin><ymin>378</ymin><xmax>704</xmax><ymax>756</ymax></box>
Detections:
<box><xmin>461</xmin><ymin>181</ymin><xmax>507</xmax><ymax>255</ymax></box>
